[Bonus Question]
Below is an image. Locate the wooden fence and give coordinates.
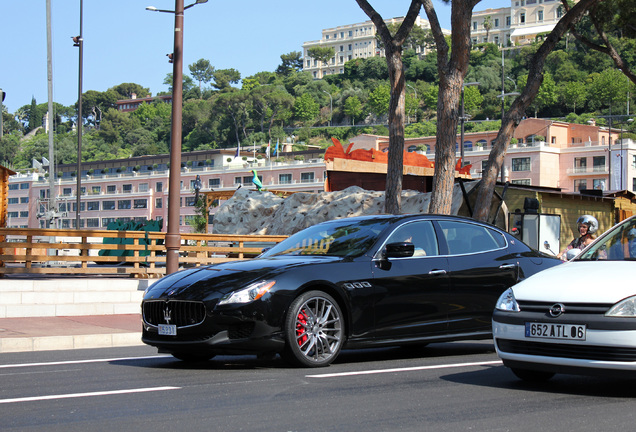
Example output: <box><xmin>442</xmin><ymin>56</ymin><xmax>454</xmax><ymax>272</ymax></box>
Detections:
<box><xmin>0</xmin><ymin>228</ymin><xmax>287</xmax><ymax>278</ymax></box>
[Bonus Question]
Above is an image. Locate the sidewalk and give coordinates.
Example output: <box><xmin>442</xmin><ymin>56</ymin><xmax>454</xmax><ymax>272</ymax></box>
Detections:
<box><xmin>0</xmin><ymin>314</ymin><xmax>144</xmax><ymax>353</ymax></box>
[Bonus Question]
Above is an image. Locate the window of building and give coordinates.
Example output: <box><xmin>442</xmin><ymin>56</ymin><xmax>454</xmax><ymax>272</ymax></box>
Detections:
<box><xmin>574</xmin><ymin>157</ymin><xmax>587</xmax><ymax>171</ymax></box>
<box><xmin>62</xmin><ymin>219</ymin><xmax>71</xmax><ymax>228</ymax></box>
<box><xmin>593</xmin><ymin>179</ymin><xmax>606</xmax><ymax>190</ymax></box>
<box><xmin>520</xmin><ymin>13</ymin><xmax>526</xmax><ymax>23</ymax></box>
<box><xmin>72</xmin><ymin>202</ymin><xmax>85</xmax><ymax>212</ymax></box>
<box><xmin>20</xmin><ymin>211</ymin><xmax>29</xmax><ymax>218</ymax></box>
<box><xmin>63</xmin><ymin>188</ymin><xmax>72</xmax><ymax>196</ymax></box>
<box><xmin>103</xmin><ymin>201</ymin><xmax>115</xmax><ymax>210</ymax></box>
<box><xmin>8</xmin><ymin>198</ymin><xmax>18</xmax><ymax>204</ymax></box>
<box><xmin>279</xmin><ymin>173</ymin><xmax>292</xmax><ymax>185</ymax></box>
<box><xmin>512</xmin><ymin>157</ymin><xmax>531</xmax><ymax>171</ymax></box>
<box><xmin>593</xmin><ymin>156</ymin><xmax>605</xmax><ymax>171</ymax></box>
<box><xmin>134</xmin><ymin>199</ymin><xmax>147</xmax><ymax>209</ymax></box>
<box><xmin>123</xmin><ymin>184</ymin><xmax>132</xmax><ymax>193</ymax></box>
<box><xmin>574</xmin><ymin>179</ymin><xmax>587</xmax><ymax>191</ymax></box>
<box><xmin>139</xmin><ymin>183</ymin><xmax>149</xmax><ymax>192</ymax></box>
<box><xmin>301</xmin><ymin>172</ymin><xmax>315</xmax><ymax>183</ymax></box>
<box><xmin>209</xmin><ymin>178</ymin><xmax>220</xmax><ymax>188</ymax></box>
<box><xmin>118</xmin><ymin>200</ymin><xmax>131</xmax><ymax>209</ymax></box>
<box><xmin>185</xmin><ymin>197</ymin><xmax>196</xmax><ymax>207</ymax></box>
<box><xmin>243</xmin><ymin>176</ymin><xmax>254</xmax><ymax>185</ymax></box>
<box><xmin>87</xmin><ymin>201</ymin><xmax>100</xmax><ymax>211</ymax></box>
<box><xmin>156</xmin><ymin>182</ymin><xmax>163</xmax><ymax>192</ymax></box>
<box><xmin>107</xmin><ymin>185</ymin><xmax>116</xmax><ymax>194</ymax></box>
<box><xmin>234</xmin><ymin>176</ymin><xmax>242</xmax><ymax>185</ymax></box>
<box><xmin>8</xmin><ymin>212</ymin><xmax>18</xmax><ymax>218</ymax></box>
<box><xmin>557</xmin><ymin>5</ymin><xmax>564</xmax><ymax>18</ymax></box>
<box><xmin>86</xmin><ymin>218</ymin><xmax>100</xmax><ymax>228</ymax></box>
<box><xmin>511</xmin><ymin>179</ymin><xmax>531</xmax><ymax>185</ymax></box>
<box><xmin>537</xmin><ymin>10</ymin><xmax>544</xmax><ymax>21</ymax></box>
<box><xmin>506</xmin><ymin>16</ymin><xmax>511</xmax><ymax>26</ymax></box>
<box><xmin>80</xmin><ymin>187</ymin><xmax>86</xmax><ymax>195</ymax></box>
<box><xmin>633</xmin><ymin>155</ymin><xmax>636</xmax><ymax>169</ymax></box>
<box><xmin>9</xmin><ymin>184</ymin><xmax>18</xmax><ymax>190</ymax></box>
<box><xmin>102</xmin><ymin>218</ymin><xmax>117</xmax><ymax>227</ymax></box>
<box><xmin>494</xmin><ymin>18</ymin><xmax>499</xmax><ymax>27</ymax></box>
<box><xmin>473</xmin><ymin>21</ymin><xmax>477</xmax><ymax>30</ymax></box>
<box><xmin>156</xmin><ymin>198</ymin><xmax>162</xmax><ymax>209</ymax></box>
<box><xmin>20</xmin><ymin>183</ymin><xmax>29</xmax><ymax>190</ymax></box>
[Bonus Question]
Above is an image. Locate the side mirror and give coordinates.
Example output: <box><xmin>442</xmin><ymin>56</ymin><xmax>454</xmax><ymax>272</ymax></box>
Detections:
<box><xmin>384</xmin><ymin>242</ymin><xmax>415</xmax><ymax>259</ymax></box>
<box><xmin>566</xmin><ymin>248</ymin><xmax>581</xmax><ymax>261</ymax></box>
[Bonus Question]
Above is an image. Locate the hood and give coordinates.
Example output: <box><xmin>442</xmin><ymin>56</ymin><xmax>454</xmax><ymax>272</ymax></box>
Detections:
<box><xmin>512</xmin><ymin>261</ymin><xmax>636</xmax><ymax>304</ymax></box>
<box><xmin>144</xmin><ymin>255</ymin><xmax>342</xmax><ymax>300</ymax></box>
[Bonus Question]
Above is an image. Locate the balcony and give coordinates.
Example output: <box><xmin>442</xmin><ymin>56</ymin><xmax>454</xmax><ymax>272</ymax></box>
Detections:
<box><xmin>566</xmin><ymin>166</ymin><xmax>608</xmax><ymax>176</ymax></box>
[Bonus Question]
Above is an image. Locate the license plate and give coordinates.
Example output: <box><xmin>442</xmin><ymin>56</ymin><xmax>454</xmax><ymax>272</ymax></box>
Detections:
<box><xmin>158</xmin><ymin>324</ymin><xmax>177</xmax><ymax>336</ymax></box>
<box><xmin>525</xmin><ymin>322</ymin><xmax>586</xmax><ymax>341</ymax></box>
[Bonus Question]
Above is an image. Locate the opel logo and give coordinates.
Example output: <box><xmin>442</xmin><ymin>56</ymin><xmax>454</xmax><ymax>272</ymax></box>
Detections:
<box><xmin>163</xmin><ymin>303</ymin><xmax>172</xmax><ymax>324</ymax></box>
<box><xmin>549</xmin><ymin>303</ymin><xmax>565</xmax><ymax>317</ymax></box>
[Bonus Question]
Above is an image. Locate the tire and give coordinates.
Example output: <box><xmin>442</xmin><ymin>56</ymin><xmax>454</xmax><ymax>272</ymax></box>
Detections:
<box><xmin>283</xmin><ymin>291</ymin><xmax>344</xmax><ymax>368</ymax></box>
<box><xmin>171</xmin><ymin>352</ymin><xmax>215</xmax><ymax>362</ymax></box>
<box><xmin>511</xmin><ymin>367</ymin><xmax>555</xmax><ymax>382</ymax></box>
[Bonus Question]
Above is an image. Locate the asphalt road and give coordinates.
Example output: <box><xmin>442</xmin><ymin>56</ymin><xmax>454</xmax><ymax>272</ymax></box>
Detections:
<box><xmin>1</xmin><ymin>342</ymin><xmax>635</xmax><ymax>432</ymax></box>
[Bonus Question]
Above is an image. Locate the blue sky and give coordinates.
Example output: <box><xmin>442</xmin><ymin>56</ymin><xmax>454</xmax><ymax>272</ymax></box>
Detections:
<box><xmin>1</xmin><ymin>0</ymin><xmax>504</xmax><ymax>113</ymax></box>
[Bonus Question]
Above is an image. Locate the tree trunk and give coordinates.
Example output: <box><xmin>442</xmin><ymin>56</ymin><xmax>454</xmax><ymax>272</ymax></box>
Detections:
<box><xmin>472</xmin><ymin>0</ymin><xmax>601</xmax><ymax>222</ymax></box>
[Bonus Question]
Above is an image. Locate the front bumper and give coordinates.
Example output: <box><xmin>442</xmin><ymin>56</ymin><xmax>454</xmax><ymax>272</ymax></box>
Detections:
<box><xmin>493</xmin><ymin>310</ymin><xmax>636</xmax><ymax>376</ymax></box>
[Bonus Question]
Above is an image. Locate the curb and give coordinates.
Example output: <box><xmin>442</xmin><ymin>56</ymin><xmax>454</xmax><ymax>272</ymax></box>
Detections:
<box><xmin>0</xmin><ymin>332</ymin><xmax>144</xmax><ymax>353</ymax></box>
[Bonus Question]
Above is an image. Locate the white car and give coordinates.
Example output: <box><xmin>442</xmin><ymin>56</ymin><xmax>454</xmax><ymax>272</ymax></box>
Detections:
<box><xmin>492</xmin><ymin>215</ymin><xmax>636</xmax><ymax>381</ymax></box>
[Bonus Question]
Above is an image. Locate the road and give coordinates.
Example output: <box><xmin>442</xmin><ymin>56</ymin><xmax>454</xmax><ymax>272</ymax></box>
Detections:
<box><xmin>1</xmin><ymin>342</ymin><xmax>634</xmax><ymax>431</ymax></box>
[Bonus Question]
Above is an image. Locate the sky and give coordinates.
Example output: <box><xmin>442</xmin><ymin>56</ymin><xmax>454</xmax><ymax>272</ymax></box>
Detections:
<box><xmin>0</xmin><ymin>0</ymin><xmax>505</xmax><ymax>114</ymax></box>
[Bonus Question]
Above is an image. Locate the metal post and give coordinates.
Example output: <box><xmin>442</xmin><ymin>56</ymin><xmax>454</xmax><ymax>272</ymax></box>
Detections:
<box><xmin>460</xmin><ymin>87</ymin><xmax>466</xmax><ymax>167</ymax></box>
<box><xmin>75</xmin><ymin>0</ymin><xmax>83</xmax><ymax>229</ymax></box>
<box><xmin>165</xmin><ymin>0</ymin><xmax>185</xmax><ymax>274</ymax></box>
<box><xmin>0</xmin><ymin>88</ymin><xmax>3</xmax><ymax>140</ymax></box>
<box><xmin>46</xmin><ymin>0</ymin><xmax>56</xmax><ymax>227</ymax></box>
<box><xmin>608</xmin><ymin>105</ymin><xmax>612</xmax><ymax>191</ymax></box>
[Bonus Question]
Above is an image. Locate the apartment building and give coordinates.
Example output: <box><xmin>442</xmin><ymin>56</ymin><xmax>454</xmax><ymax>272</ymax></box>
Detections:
<box><xmin>350</xmin><ymin>118</ymin><xmax>635</xmax><ymax>193</ymax></box>
<box><xmin>7</xmin><ymin>148</ymin><xmax>326</xmax><ymax>232</ymax></box>
<box><xmin>302</xmin><ymin>16</ymin><xmax>446</xmax><ymax>79</ymax></box>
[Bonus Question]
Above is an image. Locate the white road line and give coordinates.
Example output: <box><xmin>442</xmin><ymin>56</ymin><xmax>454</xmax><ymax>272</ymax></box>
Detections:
<box><xmin>0</xmin><ymin>386</ymin><xmax>180</xmax><ymax>404</ymax></box>
<box><xmin>0</xmin><ymin>355</ymin><xmax>171</xmax><ymax>369</ymax></box>
<box><xmin>306</xmin><ymin>360</ymin><xmax>502</xmax><ymax>378</ymax></box>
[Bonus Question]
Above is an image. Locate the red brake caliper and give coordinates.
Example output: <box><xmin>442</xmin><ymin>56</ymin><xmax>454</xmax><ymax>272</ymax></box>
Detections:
<box><xmin>296</xmin><ymin>309</ymin><xmax>308</xmax><ymax>346</ymax></box>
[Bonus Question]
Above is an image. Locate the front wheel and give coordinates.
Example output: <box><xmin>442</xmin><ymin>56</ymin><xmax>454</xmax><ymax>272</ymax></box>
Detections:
<box><xmin>283</xmin><ymin>291</ymin><xmax>344</xmax><ymax>368</ymax></box>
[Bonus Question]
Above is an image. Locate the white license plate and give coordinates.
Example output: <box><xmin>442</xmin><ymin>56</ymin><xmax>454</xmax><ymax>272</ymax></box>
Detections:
<box><xmin>525</xmin><ymin>322</ymin><xmax>586</xmax><ymax>341</ymax></box>
<box><xmin>158</xmin><ymin>324</ymin><xmax>177</xmax><ymax>336</ymax></box>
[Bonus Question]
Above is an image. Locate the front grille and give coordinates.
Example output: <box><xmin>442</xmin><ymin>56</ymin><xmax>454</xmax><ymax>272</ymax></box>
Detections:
<box><xmin>143</xmin><ymin>300</ymin><xmax>206</xmax><ymax>328</ymax></box>
<box><xmin>496</xmin><ymin>338</ymin><xmax>636</xmax><ymax>362</ymax></box>
<box><xmin>518</xmin><ymin>301</ymin><xmax>611</xmax><ymax>315</ymax></box>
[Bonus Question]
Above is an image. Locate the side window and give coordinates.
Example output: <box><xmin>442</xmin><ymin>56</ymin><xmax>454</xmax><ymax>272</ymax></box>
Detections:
<box><xmin>438</xmin><ymin>221</ymin><xmax>505</xmax><ymax>255</ymax></box>
<box><xmin>386</xmin><ymin>221</ymin><xmax>439</xmax><ymax>257</ymax></box>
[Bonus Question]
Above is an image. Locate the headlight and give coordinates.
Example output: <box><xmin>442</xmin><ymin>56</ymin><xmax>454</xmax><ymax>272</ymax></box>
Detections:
<box><xmin>606</xmin><ymin>295</ymin><xmax>636</xmax><ymax>317</ymax></box>
<box><xmin>495</xmin><ymin>288</ymin><xmax>520</xmax><ymax>312</ymax></box>
<box><xmin>217</xmin><ymin>280</ymin><xmax>276</xmax><ymax>305</ymax></box>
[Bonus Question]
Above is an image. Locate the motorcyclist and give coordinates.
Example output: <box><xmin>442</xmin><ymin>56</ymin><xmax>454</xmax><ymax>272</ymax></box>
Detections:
<box><xmin>557</xmin><ymin>215</ymin><xmax>598</xmax><ymax>260</ymax></box>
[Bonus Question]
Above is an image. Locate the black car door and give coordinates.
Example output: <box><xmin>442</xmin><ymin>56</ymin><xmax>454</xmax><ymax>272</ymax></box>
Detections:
<box><xmin>371</xmin><ymin>220</ymin><xmax>452</xmax><ymax>342</ymax></box>
<box><xmin>436</xmin><ymin>220</ymin><xmax>518</xmax><ymax>334</ymax></box>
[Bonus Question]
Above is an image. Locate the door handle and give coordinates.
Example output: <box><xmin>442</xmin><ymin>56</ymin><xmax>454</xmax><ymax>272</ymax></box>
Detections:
<box><xmin>499</xmin><ymin>263</ymin><xmax>517</xmax><ymax>270</ymax></box>
<box><xmin>429</xmin><ymin>269</ymin><xmax>447</xmax><ymax>275</ymax></box>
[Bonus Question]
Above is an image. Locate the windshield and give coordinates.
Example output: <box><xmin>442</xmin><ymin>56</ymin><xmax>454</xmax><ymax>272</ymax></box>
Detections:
<box><xmin>577</xmin><ymin>217</ymin><xmax>636</xmax><ymax>261</ymax></box>
<box><xmin>260</xmin><ymin>218</ymin><xmax>393</xmax><ymax>258</ymax></box>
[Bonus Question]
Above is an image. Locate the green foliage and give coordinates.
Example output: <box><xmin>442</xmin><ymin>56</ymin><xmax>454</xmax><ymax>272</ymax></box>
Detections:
<box><xmin>343</xmin><ymin>96</ymin><xmax>363</xmax><ymax>125</ymax></box>
<box><xmin>276</xmin><ymin>51</ymin><xmax>304</xmax><ymax>76</ymax></box>
<box><xmin>189</xmin><ymin>59</ymin><xmax>215</xmax><ymax>94</ymax></box>
<box><xmin>307</xmin><ymin>46</ymin><xmax>336</xmax><ymax>66</ymax></box>
<box><xmin>368</xmin><ymin>85</ymin><xmax>391</xmax><ymax>116</ymax></box>
<box><xmin>188</xmin><ymin>197</ymin><xmax>209</xmax><ymax>233</ymax></box>
<box><xmin>294</xmin><ymin>93</ymin><xmax>320</xmax><ymax>124</ymax></box>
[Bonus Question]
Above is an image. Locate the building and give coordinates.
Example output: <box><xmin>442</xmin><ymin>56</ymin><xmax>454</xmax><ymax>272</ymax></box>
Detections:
<box><xmin>349</xmin><ymin>118</ymin><xmax>635</xmax><ymax>193</ymax></box>
<box><xmin>116</xmin><ymin>94</ymin><xmax>172</xmax><ymax>113</ymax></box>
<box><xmin>7</xmin><ymin>146</ymin><xmax>326</xmax><ymax>232</ymax></box>
<box><xmin>302</xmin><ymin>16</ymin><xmax>447</xmax><ymax>79</ymax></box>
<box><xmin>302</xmin><ymin>1</ymin><xmax>568</xmax><ymax>79</ymax></box>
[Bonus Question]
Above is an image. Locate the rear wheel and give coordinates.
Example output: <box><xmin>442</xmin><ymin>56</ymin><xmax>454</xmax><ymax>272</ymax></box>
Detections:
<box><xmin>511</xmin><ymin>367</ymin><xmax>555</xmax><ymax>382</ymax></box>
<box><xmin>283</xmin><ymin>291</ymin><xmax>344</xmax><ymax>368</ymax></box>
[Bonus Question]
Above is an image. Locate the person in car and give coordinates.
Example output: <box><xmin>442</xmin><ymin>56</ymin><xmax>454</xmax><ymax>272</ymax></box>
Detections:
<box><xmin>557</xmin><ymin>215</ymin><xmax>598</xmax><ymax>260</ymax></box>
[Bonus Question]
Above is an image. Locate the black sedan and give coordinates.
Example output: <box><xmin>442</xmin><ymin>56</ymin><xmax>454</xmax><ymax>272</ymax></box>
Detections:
<box><xmin>142</xmin><ymin>214</ymin><xmax>561</xmax><ymax>367</ymax></box>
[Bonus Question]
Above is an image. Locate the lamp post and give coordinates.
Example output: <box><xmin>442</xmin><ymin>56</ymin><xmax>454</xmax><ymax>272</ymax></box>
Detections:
<box><xmin>147</xmin><ymin>0</ymin><xmax>208</xmax><ymax>274</ymax></box>
<box><xmin>0</xmin><ymin>88</ymin><xmax>4</xmax><ymax>139</ymax></box>
<box><xmin>73</xmin><ymin>0</ymin><xmax>84</xmax><ymax>229</ymax></box>
<box><xmin>618</xmin><ymin>118</ymin><xmax>633</xmax><ymax>190</ymax></box>
<box><xmin>322</xmin><ymin>90</ymin><xmax>332</xmax><ymax>127</ymax></box>
<box><xmin>460</xmin><ymin>82</ymin><xmax>479</xmax><ymax>167</ymax></box>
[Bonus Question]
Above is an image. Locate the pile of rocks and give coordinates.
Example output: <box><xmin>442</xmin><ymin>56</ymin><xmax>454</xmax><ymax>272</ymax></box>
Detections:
<box><xmin>213</xmin><ymin>184</ymin><xmax>475</xmax><ymax>235</ymax></box>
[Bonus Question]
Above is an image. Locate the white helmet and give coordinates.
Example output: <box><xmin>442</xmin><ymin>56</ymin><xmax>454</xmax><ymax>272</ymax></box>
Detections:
<box><xmin>576</xmin><ymin>215</ymin><xmax>598</xmax><ymax>234</ymax></box>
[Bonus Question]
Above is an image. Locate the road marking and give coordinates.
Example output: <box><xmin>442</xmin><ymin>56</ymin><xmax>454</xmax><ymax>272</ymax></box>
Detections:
<box><xmin>0</xmin><ymin>355</ymin><xmax>171</xmax><ymax>369</ymax></box>
<box><xmin>306</xmin><ymin>360</ymin><xmax>502</xmax><ymax>378</ymax></box>
<box><xmin>0</xmin><ymin>386</ymin><xmax>180</xmax><ymax>404</ymax></box>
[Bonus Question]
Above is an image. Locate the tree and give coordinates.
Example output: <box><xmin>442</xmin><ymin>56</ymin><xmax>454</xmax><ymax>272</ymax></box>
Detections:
<box><xmin>472</xmin><ymin>0</ymin><xmax>601</xmax><ymax>222</ymax></box>
<box><xmin>483</xmin><ymin>16</ymin><xmax>493</xmax><ymax>42</ymax></box>
<box><xmin>343</xmin><ymin>95</ymin><xmax>363</xmax><ymax>125</ymax></box>
<box><xmin>558</xmin><ymin>81</ymin><xmax>587</xmax><ymax>113</ymax></box>
<box><xmin>188</xmin><ymin>58</ymin><xmax>215</xmax><ymax>95</ymax></box>
<box><xmin>109</xmin><ymin>83</ymin><xmax>150</xmax><ymax>100</ymax></box>
<box><xmin>307</xmin><ymin>46</ymin><xmax>336</xmax><ymax>69</ymax></box>
<box><xmin>276</xmin><ymin>51</ymin><xmax>304</xmax><ymax>76</ymax></box>
<box><xmin>368</xmin><ymin>84</ymin><xmax>391</xmax><ymax>117</ymax></box>
<box><xmin>293</xmin><ymin>93</ymin><xmax>320</xmax><ymax>124</ymax></box>
<box><xmin>356</xmin><ymin>0</ymin><xmax>423</xmax><ymax>214</ymax></box>
<box><xmin>212</xmin><ymin>68</ymin><xmax>241</xmax><ymax>91</ymax></box>
<box><xmin>518</xmin><ymin>72</ymin><xmax>558</xmax><ymax>117</ymax></box>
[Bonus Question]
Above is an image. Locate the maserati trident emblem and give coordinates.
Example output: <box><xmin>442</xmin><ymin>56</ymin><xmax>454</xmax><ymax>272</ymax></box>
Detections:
<box><xmin>549</xmin><ymin>303</ymin><xmax>565</xmax><ymax>317</ymax></box>
<box><xmin>163</xmin><ymin>303</ymin><xmax>172</xmax><ymax>324</ymax></box>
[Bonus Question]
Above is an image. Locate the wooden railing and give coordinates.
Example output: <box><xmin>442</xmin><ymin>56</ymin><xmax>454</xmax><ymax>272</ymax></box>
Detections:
<box><xmin>0</xmin><ymin>228</ymin><xmax>288</xmax><ymax>278</ymax></box>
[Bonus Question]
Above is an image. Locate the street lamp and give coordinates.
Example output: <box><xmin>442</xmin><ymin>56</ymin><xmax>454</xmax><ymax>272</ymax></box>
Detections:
<box><xmin>460</xmin><ymin>82</ymin><xmax>480</xmax><ymax>167</ymax></box>
<box><xmin>322</xmin><ymin>90</ymin><xmax>332</xmax><ymax>127</ymax></box>
<box><xmin>619</xmin><ymin>118</ymin><xmax>633</xmax><ymax>190</ymax></box>
<box><xmin>147</xmin><ymin>0</ymin><xmax>208</xmax><ymax>274</ymax></box>
<box><xmin>72</xmin><ymin>0</ymin><xmax>84</xmax><ymax>229</ymax></box>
